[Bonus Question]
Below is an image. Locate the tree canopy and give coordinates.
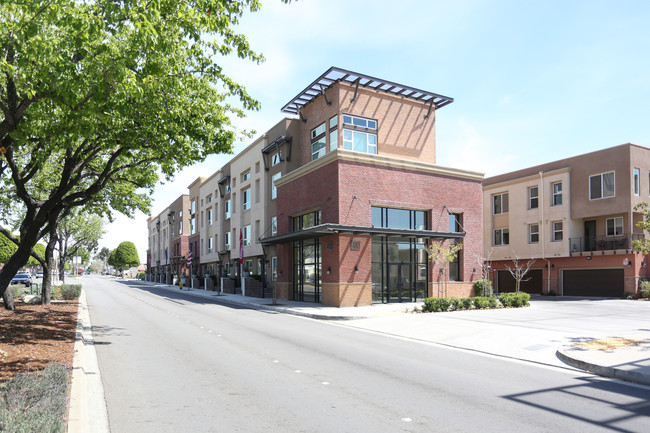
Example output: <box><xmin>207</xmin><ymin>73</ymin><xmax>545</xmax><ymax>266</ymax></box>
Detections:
<box><xmin>109</xmin><ymin>241</ymin><xmax>140</xmax><ymax>271</ymax></box>
<box><xmin>0</xmin><ymin>0</ymin><xmax>277</xmax><ymax>297</ymax></box>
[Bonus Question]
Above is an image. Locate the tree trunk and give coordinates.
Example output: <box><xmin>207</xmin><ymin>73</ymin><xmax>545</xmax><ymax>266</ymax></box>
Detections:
<box><xmin>0</xmin><ymin>227</ymin><xmax>42</xmax><ymax>310</ymax></box>
<box><xmin>58</xmin><ymin>238</ymin><xmax>66</xmax><ymax>284</ymax></box>
<box><xmin>41</xmin><ymin>234</ymin><xmax>57</xmax><ymax>305</ymax></box>
<box><xmin>2</xmin><ymin>287</ymin><xmax>15</xmax><ymax>311</ymax></box>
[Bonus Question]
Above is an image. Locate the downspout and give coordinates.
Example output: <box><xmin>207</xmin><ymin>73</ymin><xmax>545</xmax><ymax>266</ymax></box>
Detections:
<box><xmin>540</xmin><ymin>171</ymin><xmax>551</xmax><ymax>295</ymax></box>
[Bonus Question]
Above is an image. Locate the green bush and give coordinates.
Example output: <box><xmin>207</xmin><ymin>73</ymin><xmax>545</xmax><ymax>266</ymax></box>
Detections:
<box><xmin>487</xmin><ymin>296</ymin><xmax>499</xmax><ymax>308</ymax></box>
<box><xmin>460</xmin><ymin>297</ymin><xmax>473</xmax><ymax>310</ymax></box>
<box><xmin>473</xmin><ymin>279</ymin><xmax>493</xmax><ymax>297</ymax></box>
<box><xmin>0</xmin><ymin>363</ymin><xmax>69</xmax><ymax>433</ymax></box>
<box><xmin>60</xmin><ymin>284</ymin><xmax>82</xmax><ymax>300</ymax></box>
<box><xmin>8</xmin><ymin>284</ymin><xmax>26</xmax><ymax>299</ymax></box>
<box><xmin>472</xmin><ymin>296</ymin><xmax>490</xmax><ymax>309</ymax></box>
<box><xmin>498</xmin><ymin>292</ymin><xmax>530</xmax><ymax>307</ymax></box>
<box><xmin>449</xmin><ymin>298</ymin><xmax>461</xmax><ymax>311</ymax></box>
<box><xmin>640</xmin><ymin>281</ymin><xmax>650</xmax><ymax>298</ymax></box>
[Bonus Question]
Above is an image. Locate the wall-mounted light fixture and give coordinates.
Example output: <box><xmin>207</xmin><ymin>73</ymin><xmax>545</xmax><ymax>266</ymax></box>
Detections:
<box><xmin>551</xmin><ymin>264</ymin><xmax>555</xmax><ymax>270</ymax></box>
<box><xmin>472</xmin><ymin>268</ymin><xmax>477</xmax><ymax>274</ymax></box>
<box><xmin>326</xmin><ymin>266</ymin><xmax>331</xmax><ymax>275</ymax></box>
<box><xmin>586</xmin><ymin>256</ymin><xmax>592</xmax><ymax>261</ymax></box>
<box><xmin>643</xmin><ymin>262</ymin><xmax>647</xmax><ymax>268</ymax></box>
<box><xmin>354</xmin><ymin>266</ymin><xmax>359</xmax><ymax>275</ymax></box>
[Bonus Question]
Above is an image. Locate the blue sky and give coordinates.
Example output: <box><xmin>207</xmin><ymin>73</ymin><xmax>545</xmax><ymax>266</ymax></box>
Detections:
<box><xmin>102</xmin><ymin>0</ymin><xmax>650</xmax><ymax>262</ymax></box>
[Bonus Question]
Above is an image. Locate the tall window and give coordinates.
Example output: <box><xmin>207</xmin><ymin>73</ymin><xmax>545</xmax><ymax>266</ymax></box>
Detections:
<box><xmin>449</xmin><ymin>214</ymin><xmax>462</xmax><ymax>282</ymax></box>
<box><xmin>243</xmin><ymin>188</ymin><xmax>251</xmax><ymax>210</ymax></box>
<box><xmin>243</xmin><ymin>225</ymin><xmax>251</xmax><ymax>246</ymax></box>
<box><xmin>529</xmin><ymin>224</ymin><xmax>539</xmax><ymax>243</ymax></box>
<box><xmin>178</xmin><ymin>221</ymin><xmax>182</xmax><ymax>234</ymax></box>
<box><xmin>606</xmin><ymin>217</ymin><xmax>623</xmax><ymax>236</ymax></box>
<box><xmin>528</xmin><ymin>186</ymin><xmax>538</xmax><ymax>209</ymax></box>
<box><xmin>207</xmin><ymin>237</ymin><xmax>213</xmax><ymax>254</ymax></box>
<box><xmin>311</xmin><ymin>122</ymin><xmax>327</xmax><ymax>160</ymax></box>
<box><xmin>634</xmin><ymin>168</ymin><xmax>640</xmax><ymax>195</ymax></box>
<box><xmin>494</xmin><ymin>228</ymin><xmax>509</xmax><ymax>246</ymax></box>
<box><xmin>590</xmin><ymin>171</ymin><xmax>615</xmax><ymax>200</ymax></box>
<box><xmin>225</xmin><ymin>232</ymin><xmax>231</xmax><ymax>250</ymax></box>
<box><xmin>552</xmin><ymin>182</ymin><xmax>562</xmax><ymax>206</ymax></box>
<box><xmin>271</xmin><ymin>216</ymin><xmax>278</xmax><ymax>236</ymax></box>
<box><xmin>552</xmin><ymin>221</ymin><xmax>563</xmax><ymax>241</ymax></box>
<box><xmin>225</xmin><ymin>199</ymin><xmax>231</xmax><ymax>219</ymax></box>
<box><xmin>372</xmin><ymin>207</ymin><xmax>427</xmax><ymax>230</ymax></box>
<box><xmin>493</xmin><ymin>193</ymin><xmax>509</xmax><ymax>215</ymax></box>
<box><xmin>207</xmin><ymin>208</ymin><xmax>213</xmax><ymax>225</ymax></box>
<box><xmin>242</xmin><ymin>170</ymin><xmax>251</xmax><ymax>182</ymax></box>
<box><xmin>293</xmin><ymin>210</ymin><xmax>321</xmax><ymax>231</ymax></box>
<box><xmin>342</xmin><ymin>114</ymin><xmax>377</xmax><ymax>155</ymax></box>
<box><xmin>272</xmin><ymin>172</ymin><xmax>281</xmax><ymax>199</ymax></box>
<box><xmin>191</xmin><ymin>200</ymin><xmax>196</xmax><ymax>215</ymax></box>
<box><xmin>343</xmin><ymin>130</ymin><xmax>377</xmax><ymax>154</ymax></box>
<box><xmin>271</xmin><ymin>257</ymin><xmax>277</xmax><ymax>281</ymax></box>
<box><xmin>329</xmin><ymin>116</ymin><xmax>338</xmax><ymax>152</ymax></box>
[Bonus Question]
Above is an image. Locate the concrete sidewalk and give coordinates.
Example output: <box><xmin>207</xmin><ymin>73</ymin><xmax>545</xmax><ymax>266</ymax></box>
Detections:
<box><xmin>68</xmin><ymin>279</ymin><xmax>650</xmax><ymax>432</ymax></box>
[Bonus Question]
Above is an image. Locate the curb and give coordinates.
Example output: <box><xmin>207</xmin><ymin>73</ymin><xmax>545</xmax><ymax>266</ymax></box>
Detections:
<box><xmin>556</xmin><ymin>348</ymin><xmax>650</xmax><ymax>387</ymax></box>
<box><xmin>68</xmin><ymin>289</ymin><xmax>110</xmax><ymax>433</ymax></box>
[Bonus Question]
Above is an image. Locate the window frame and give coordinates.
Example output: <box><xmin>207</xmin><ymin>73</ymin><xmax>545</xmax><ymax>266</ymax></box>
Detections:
<box><xmin>552</xmin><ymin>182</ymin><xmax>562</xmax><ymax>206</ymax></box>
<box><xmin>552</xmin><ymin>221</ymin><xmax>563</xmax><ymax>242</ymax></box>
<box><xmin>342</xmin><ymin>114</ymin><xmax>377</xmax><ymax>130</ymax></box>
<box><xmin>528</xmin><ymin>223</ymin><xmax>539</xmax><ymax>244</ymax></box>
<box><xmin>271</xmin><ymin>216</ymin><xmax>278</xmax><ymax>236</ymax></box>
<box><xmin>606</xmin><ymin>217</ymin><xmax>624</xmax><ymax>237</ymax></box>
<box><xmin>242</xmin><ymin>188</ymin><xmax>251</xmax><ymax>210</ymax></box>
<box><xmin>589</xmin><ymin>171</ymin><xmax>615</xmax><ymax>200</ymax></box>
<box><xmin>492</xmin><ymin>193</ymin><xmax>509</xmax><ymax>215</ymax></box>
<box><xmin>225</xmin><ymin>199</ymin><xmax>231</xmax><ymax>219</ymax></box>
<box><xmin>634</xmin><ymin>168</ymin><xmax>640</xmax><ymax>195</ymax></box>
<box><xmin>243</xmin><ymin>225</ymin><xmax>251</xmax><ymax>246</ymax></box>
<box><xmin>342</xmin><ymin>129</ymin><xmax>377</xmax><ymax>154</ymax></box>
<box><xmin>493</xmin><ymin>228</ymin><xmax>509</xmax><ymax>246</ymax></box>
<box><xmin>528</xmin><ymin>186</ymin><xmax>538</xmax><ymax>210</ymax></box>
<box><xmin>271</xmin><ymin>172</ymin><xmax>281</xmax><ymax>199</ymax></box>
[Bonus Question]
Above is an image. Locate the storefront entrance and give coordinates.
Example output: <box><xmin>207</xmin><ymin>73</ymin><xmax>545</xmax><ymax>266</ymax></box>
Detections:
<box><xmin>372</xmin><ymin>236</ymin><xmax>427</xmax><ymax>303</ymax></box>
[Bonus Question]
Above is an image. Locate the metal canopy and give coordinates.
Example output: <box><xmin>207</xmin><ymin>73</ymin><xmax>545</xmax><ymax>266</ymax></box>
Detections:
<box><xmin>281</xmin><ymin>67</ymin><xmax>454</xmax><ymax>115</ymax></box>
<box><xmin>259</xmin><ymin>223</ymin><xmax>465</xmax><ymax>246</ymax></box>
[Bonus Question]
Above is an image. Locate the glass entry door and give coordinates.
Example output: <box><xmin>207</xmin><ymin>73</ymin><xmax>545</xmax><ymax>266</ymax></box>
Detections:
<box><xmin>388</xmin><ymin>263</ymin><xmax>413</xmax><ymax>303</ymax></box>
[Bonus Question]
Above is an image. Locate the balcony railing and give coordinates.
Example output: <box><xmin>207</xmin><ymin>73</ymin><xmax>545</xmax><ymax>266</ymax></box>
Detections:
<box><xmin>569</xmin><ymin>233</ymin><xmax>643</xmax><ymax>255</ymax></box>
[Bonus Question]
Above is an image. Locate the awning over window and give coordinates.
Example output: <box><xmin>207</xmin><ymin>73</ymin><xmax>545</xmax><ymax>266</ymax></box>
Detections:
<box><xmin>259</xmin><ymin>223</ymin><xmax>464</xmax><ymax>246</ymax></box>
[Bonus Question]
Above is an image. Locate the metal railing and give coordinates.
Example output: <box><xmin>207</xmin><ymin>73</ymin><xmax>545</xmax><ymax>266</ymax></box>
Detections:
<box><xmin>569</xmin><ymin>233</ymin><xmax>643</xmax><ymax>255</ymax></box>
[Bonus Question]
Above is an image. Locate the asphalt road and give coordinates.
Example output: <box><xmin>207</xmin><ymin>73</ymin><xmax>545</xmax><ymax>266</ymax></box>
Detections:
<box><xmin>84</xmin><ymin>276</ymin><xmax>650</xmax><ymax>433</ymax></box>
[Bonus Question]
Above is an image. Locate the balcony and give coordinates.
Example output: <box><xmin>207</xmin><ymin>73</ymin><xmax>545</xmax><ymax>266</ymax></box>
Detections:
<box><xmin>569</xmin><ymin>234</ymin><xmax>643</xmax><ymax>255</ymax></box>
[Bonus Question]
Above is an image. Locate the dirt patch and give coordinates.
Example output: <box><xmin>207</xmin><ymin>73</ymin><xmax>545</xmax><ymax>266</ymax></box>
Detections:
<box><xmin>0</xmin><ymin>300</ymin><xmax>78</xmax><ymax>382</ymax></box>
<box><xmin>575</xmin><ymin>337</ymin><xmax>646</xmax><ymax>351</ymax></box>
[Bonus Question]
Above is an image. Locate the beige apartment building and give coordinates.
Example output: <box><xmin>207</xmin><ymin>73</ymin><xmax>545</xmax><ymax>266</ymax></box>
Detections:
<box><xmin>146</xmin><ymin>67</ymin><xmax>485</xmax><ymax>306</ymax></box>
<box><xmin>483</xmin><ymin>143</ymin><xmax>650</xmax><ymax>297</ymax></box>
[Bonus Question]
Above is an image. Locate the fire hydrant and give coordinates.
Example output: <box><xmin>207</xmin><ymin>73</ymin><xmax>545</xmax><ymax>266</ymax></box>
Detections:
<box><xmin>179</xmin><ymin>280</ymin><xmax>183</xmax><ymax>290</ymax></box>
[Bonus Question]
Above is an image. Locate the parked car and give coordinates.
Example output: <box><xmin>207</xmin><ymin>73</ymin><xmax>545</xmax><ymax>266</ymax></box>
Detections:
<box><xmin>36</xmin><ymin>272</ymin><xmax>44</xmax><ymax>279</ymax></box>
<box><xmin>11</xmin><ymin>272</ymin><xmax>32</xmax><ymax>286</ymax></box>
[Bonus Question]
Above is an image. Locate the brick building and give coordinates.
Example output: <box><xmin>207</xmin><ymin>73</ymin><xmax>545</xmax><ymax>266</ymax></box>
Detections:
<box><xmin>148</xmin><ymin>67</ymin><xmax>484</xmax><ymax>306</ymax></box>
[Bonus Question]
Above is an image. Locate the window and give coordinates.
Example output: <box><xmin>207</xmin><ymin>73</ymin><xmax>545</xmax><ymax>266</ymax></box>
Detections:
<box><xmin>634</xmin><ymin>168</ymin><xmax>640</xmax><ymax>195</ymax></box>
<box><xmin>606</xmin><ymin>217</ymin><xmax>623</xmax><ymax>236</ymax></box>
<box><xmin>190</xmin><ymin>217</ymin><xmax>196</xmax><ymax>234</ymax></box>
<box><xmin>271</xmin><ymin>216</ymin><xmax>277</xmax><ymax>236</ymax></box>
<box><xmin>244</xmin><ymin>260</ymin><xmax>252</xmax><ymax>273</ymax></box>
<box><xmin>493</xmin><ymin>228</ymin><xmax>509</xmax><ymax>246</ymax></box>
<box><xmin>493</xmin><ymin>193</ymin><xmax>509</xmax><ymax>215</ymax></box>
<box><xmin>242</xmin><ymin>171</ymin><xmax>251</xmax><ymax>182</ymax></box>
<box><xmin>243</xmin><ymin>225</ymin><xmax>251</xmax><ymax>246</ymax></box>
<box><xmin>243</xmin><ymin>188</ymin><xmax>251</xmax><ymax>210</ymax></box>
<box><xmin>528</xmin><ymin>186</ymin><xmax>538</xmax><ymax>209</ymax></box>
<box><xmin>448</xmin><ymin>213</ymin><xmax>462</xmax><ymax>282</ymax></box>
<box><xmin>191</xmin><ymin>200</ymin><xmax>196</xmax><ymax>215</ymax></box>
<box><xmin>255</xmin><ymin>179</ymin><xmax>260</xmax><ymax>203</ymax></box>
<box><xmin>343</xmin><ymin>114</ymin><xmax>377</xmax><ymax>129</ymax></box>
<box><xmin>529</xmin><ymin>224</ymin><xmax>539</xmax><ymax>244</ymax></box>
<box><xmin>272</xmin><ymin>173</ymin><xmax>281</xmax><ymax>199</ymax></box>
<box><xmin>207</xmin><ymin>237</ymin><xmax>213</xmax><ymax>254</ymax></box>
<box><xmin>207</xmin><ymin>208</ymin><xmax>212</xmax><ymax>225</ymax></box>
<box><xmin>272</xmin><ymin>153</ymin><xmax>281</xmax><ymax>166</ymax></box>
<box><xmin>310</xmin><ymin>122</ymin><xmax>326</xmax><ymax>140</ymax></box>
<box><xmin>329</xmin><ymin>116</ymin><xmax>338</xmax><ymax>152</ymax></box>
<box><xmin>207</xmin><ymin>195</ymin><xmax>212</xmax><ymax>203</ymax></box>
<box><xmin>293</xmin><ymin>210</ymin><xmax>321</xmax><ymax>231</ymax></box>
<box><xmin>590</xmin><ymin>171</ymin><xmax>615</xmax><ymax>200</ymax></box>
<box><xmin>372</xmin><ymin>207</ymin><xmax>427</xmax><ymax>230</ymax></box>
<box><xmin>312</xmin><ymin>136</ymin><xmax>326</xmax><ymax>160</ymax></box>
<box><xmin>271</xmin><ymin>257</ymin><xmax>277</xmax><ymax>281</ymax></box>
<box><xmin>178</xmin><ymin>220</ymin><xmax>183</xmax><ymax>234</ymax></box>
<box><xmin>225</xmin><ymin>232</ymin><xmax>231</xmax><ymax>250</ymax></box>
<box><xmin>449</xmin><ymin>213</ymin><xmax>461</xmax><ymax>232</ymax></box>
<box><xmin>552</xmin><ymin>182</ymin><xmax>562</xmax><ymax>206</ymax></box>
<box><xmin>225</xmin><ymin>183</ymin><xmax>231</xmax><ymax>194</ymax></box>
<box><xmin>225</xmin><ymin>199</ymin><xmax>231</xmax><ymax>219</ymax></box>
<box><xmin>552</xmin><ymin>221</ymin><xmax>563</xmax><ymax>241</ymax></box>
<box><xmin>343</xmin><ymin>129</ymin><xmax>377</xmax><ymax>154</ymax></box>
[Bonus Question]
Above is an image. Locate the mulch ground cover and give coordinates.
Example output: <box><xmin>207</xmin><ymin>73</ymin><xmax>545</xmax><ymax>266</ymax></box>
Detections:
<box><xmin>0</xmin><ymin>301</ymin><xmax>78</xmax><ymax>382</ymax></box>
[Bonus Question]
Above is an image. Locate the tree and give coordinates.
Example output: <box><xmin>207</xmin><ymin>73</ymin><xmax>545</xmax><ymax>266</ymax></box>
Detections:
<box><xmin>97</xmin><ymin>247</ymin><xmax>111</xmax><ymax>273</ymax></box>
<box><xmin>633</xmin><ymin>202</ymin><xmax>650</xmax><ymax>254</ymax></box>
<box><xmin>426</xmin><ymin>240</ymin><xmax>464</xmax><ymax>298</ymax></box>
<box><xmin>0</xmin><ymin>232</ymin><xmax>47</xmax><ymax>308</ymax></box>
<box><xmin>56</xmin><ymin>211</ymin><xmax>105</xmax><ymax>283</ymax></box>
<box><xmin>504</xmin><ymin>253</ymin><xmax>536</xmax><ymax>293</ymax></box>
<box><xmin>110</xmin><ymin>241</ymin><xmax>140</xmax><ymax>276</ymax></box>
<box><xmin>0</xmin><ymin>0</ymin><xmax>282</xmax><ymax>305</ymax></box>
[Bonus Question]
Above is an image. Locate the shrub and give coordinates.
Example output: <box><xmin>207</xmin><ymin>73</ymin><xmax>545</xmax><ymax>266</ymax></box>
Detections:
<box><xmin>0</xmin><ymin>363</ymin><xmax>69</xmax><ymax>433</ymax></box>
<box><xmin>498</xmin><ymin>292</ymin><xmax>530</xmax><ymax>307</ymax></box>
<box><xmin>472</xmin><ymin>296</ymin><xmax>490</xmax><ymax>309</ymax></box>
<box><xmin>449</xmin><ymin>298</ymin><xmax>461</xmax><ymax>311</ymax></box>
<box><xmin>473</xmin><ymin>279</ymin><xmax>493</xmax><ymax>297</ymax></box>
<box><xmin>60</xmin><ymin>284</ymin><xmax>82</xmax><ymax>300</ymax></box>
<box><xmin>460</xmin><ymin>297</ymin><xmax>473</xmax><ymax>310</ymax></box>
<box><xmin>8</xmin><ymin>284</ymin><xmax>26</xmax><ymax>299</ymax></box>
<box><xmin>640</xmin><ymin>281</ymin><xmax>650</xmax><ymax>298</ymax></box>
<box><xmin>487</xmin><ymin>296</ymin><xmax>499</xmax><ymax>308</ymax></box>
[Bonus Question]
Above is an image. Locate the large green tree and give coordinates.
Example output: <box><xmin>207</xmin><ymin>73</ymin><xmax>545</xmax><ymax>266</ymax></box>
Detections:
<box><xmin>0</xmin><ymin>0</ymin><xmax>278</xmax><ymax>306</ymax></box>
<box><xmin>56</xmin><ymin>210</ymin><xmax>105</xmax><ymax>283</ymax></box>
<box><xmin>109</xmin><ymin>241</ymin><xmax>140</xmax><ymax>276</ymax></box>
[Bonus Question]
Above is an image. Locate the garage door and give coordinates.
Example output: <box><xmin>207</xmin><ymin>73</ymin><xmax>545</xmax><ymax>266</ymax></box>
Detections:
<box><xmin>562</xmin><ymin>269</ymin><xmax>624</xmax><ymax>297</ymax></box>
<box><xmin>497</xmin><ymin>269</ymin><xmax>543</xmax><ymax>294</ymax></box>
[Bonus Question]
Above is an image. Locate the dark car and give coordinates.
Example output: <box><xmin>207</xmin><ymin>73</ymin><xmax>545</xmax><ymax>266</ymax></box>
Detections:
<box><xmin>11</xmin><ymin>272</ymin><xmax>31</xmax><ymax>286</ymax></box>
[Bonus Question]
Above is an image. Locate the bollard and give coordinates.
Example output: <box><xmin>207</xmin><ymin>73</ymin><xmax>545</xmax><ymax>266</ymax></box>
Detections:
<box><xmin>179</xmin><ymin>280</ymin><xmax>183</xmax><ymax>290</ymax></box>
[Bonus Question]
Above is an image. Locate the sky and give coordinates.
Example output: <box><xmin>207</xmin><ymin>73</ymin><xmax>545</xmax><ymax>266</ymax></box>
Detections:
<box><xmin>100</xmin><ymin>0</ymin><xmax>650</xmax><ymax>263</ymax></box>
